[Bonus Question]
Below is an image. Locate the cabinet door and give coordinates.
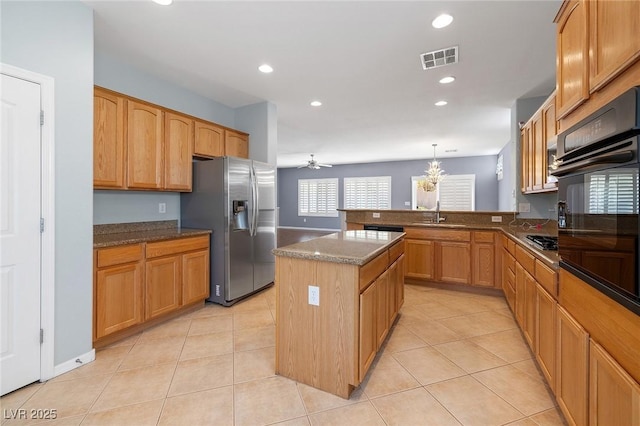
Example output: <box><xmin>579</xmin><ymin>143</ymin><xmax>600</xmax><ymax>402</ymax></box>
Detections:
<box><xmin>359</xmin><ymin>281</ymin><xmax>377</xmax><ymax>382</ymax></box>
<box><xmin>542</xmin><ymin>98</ymin><xmax>558</xmax><ymax>190</ymax></box>
<box><xmin>396</xmin><ymin>254</ymin><xmax>405</xmax><ymax>312</ymax></box>
<box><xmin>194</xmin><ymin>120</ymin><xmax>224</xmax><ymax>158</ymax></box>
<box><xmin>520</xmin><ymin>125</ymin><xmax>531</xmax><ymax>193</ymax></box>
<box><xmin>182</xmin><ymin>249</ymin><xmax>210</xmax><ymax>305</ymax></box>
<box><xmin>472</xmin><ymin>243</ymin><xmax>495</xmax><ymax>287</ymax></box>
<box><xmin>225</xmin><ymin>130</ymin><xmax>249</xmax><ymax>158</ymax></box>
<box><xmin>94</xmin><ymin>89</ymin><xmax>125</xmax><ymax>188</ymax></box>
<box><xmin>589</xmin><ymin>339</ymin><xmax>640</xmax><ymax>426</ymax></box>
<box><xmin>405</xmin><ymin>239</ymin><xmax>435</xmax><ymax>280</ymax></box>
<box><xmin>589</xmin><ymin>0</ymin><xmax>640</xmax><ymax>92</ymax></box>
<box><xmin>438</xmin><ymin>241</ymin><xmax>470</xmax><ymax>284</ymax></box>
<box><xmin>164</xmin><ymin>112</ymin><xmax>193</xmax><ymax>191</ymax></box>
<box><xmin>145</xmin><ymin>255</ymin><xmax>181</xmax><ymax>319</ymax></box>
<box><xmin>556</xmin><ymin>0</ymin><xmax>589</xmax><ymax>118</ymax></box>
<box><xmin>388</xmin><ymin>260</ymin><xmax>398</xmax><ymax>325</ymax></box>
<box><xmin>536</xmin><ymin>284</ymin><xmax>557</xmax><ymax>392</ymax></box>
<box><xmin>557</xmin><ymin>306</ymin><xmax>589</xmax><ymax>426</ymax></box>
<box><xmin>532</xmin><ymin>112</ymin><xmax>545</xmax><ymax>191</ymax></box>
<box><xmin>515</xmin><ymin>263</ymin><xmax>526</xmax><ymax>328</ymax></box>
<box><xmin>523</xmin><ymin>270</ymin><xmax>537</xmax><ymax>350</ymax></box>
<box><xmin>127</xmin><ymin>100</ymin><xmax>164</xmax><ymax>189</ymax></box>
<box><xmin>376</xmin><ymin>270</ymin><xmax>390</xmax><ymax>348</ymax></box>
<box><xmin>95</xmin><ymin>262</ymin><xmax>143</xmax><ymax>339</ymax></box>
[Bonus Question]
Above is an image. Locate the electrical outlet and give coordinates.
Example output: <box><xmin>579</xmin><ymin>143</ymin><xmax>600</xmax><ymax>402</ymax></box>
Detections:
<box><xmin>372</xmin><ymin>212</ymin><xmax>380</xmax><ymax>218</ymax></box>
<box><xmin>491</xmin><ymin>216</ymin><xmax>503</xmax><ymax>223</ymax></box>
<box><xmin>404</xmin><ymin>201</ymin><xmax>411</xmax><ymax>206</ymax></box>
<box><xmin>518</xmin><ymin>202</ymin><xmax>531</xmax><ymax>213</ymax></box>
<box><xmin>308</xmin><ymin>286</ymin><xmax>320</xmax><ymax>306</ymax></box>
<box><xmin>158</xmin><ymin>202</ymin><xmax>166</xmax><ymax>213</ymax></box>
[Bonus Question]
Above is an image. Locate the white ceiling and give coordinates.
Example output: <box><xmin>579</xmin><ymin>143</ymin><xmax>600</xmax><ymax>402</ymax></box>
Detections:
<box><xmin>86</xmin><ymin>0</ymin><xmax>560</xmax><ymax>168</ymax></box>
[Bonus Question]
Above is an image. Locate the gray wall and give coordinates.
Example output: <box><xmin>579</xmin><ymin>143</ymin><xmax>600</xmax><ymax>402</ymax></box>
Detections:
<box><xmin>497</xmin><ymin>139</ymin><xmax>516</xmax><ymax>211</ymax></box>
<box><xmin>235</xmin><ymin>101</ymin><xmax>278</xmax><ymax>165</ymax></box>
<box><xmin>94</xmin><ymin>191</ymin><xmax>181</xmax><ymax>225</ymax></box>
<box><xmin>1</xmin><ymin>1</ymin><xmax>94</xmax><ymax>364</ymax></box>
<box><xmin>278</xmin><ymin>155</ymin><xmax>499</xmax><ymax>229</ymax></box>
<box><xmin>513</xmin><ymin>96</ymin><xmax>558</xmax><ymax>219</ymax></box>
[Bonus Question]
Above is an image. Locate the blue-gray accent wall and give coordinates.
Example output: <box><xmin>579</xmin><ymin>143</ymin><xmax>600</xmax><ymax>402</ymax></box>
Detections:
<box><xmin>278</xmin><ymin>156</ymin><xmax>500</xmax><ymax>229</ymax></box>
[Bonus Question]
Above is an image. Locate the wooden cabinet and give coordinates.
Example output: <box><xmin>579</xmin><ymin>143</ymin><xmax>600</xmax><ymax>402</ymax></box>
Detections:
<box><xmin>438</xmin><ymin>241</ymin><xmax>470</xmax><ymax>284</ymax></box>
<box><xmin>588</xmin><ymin>0</ymin><xmax>640</xmax><ymax>92</ymax></box>
<box><xmin>405</xmin><ymin>239</ymin><xmax>435</xmax><ymax>280</ymax></box>
<box><xmin>94</xmin><ymin>244</ymin><xmax>144</xmax><ymax>340</ymax></box>
<box><xmin>557</xmin><ymin>306</ymin><xmax>589</xmax><ymax>426</ymax></box>
<box><xmin>225</xmin><ymin>129</ymin><xmax>249</xmax><ymax>159</ymax></box>
<box><xmin>589</xmin><ymin>339</ymin><xmax>640</xmax><ymax>425</ymax></box>
<box><xmin>520</xmin><ymin>124</ymin><xmax>532</xmax><ymax>193</ymax></box>
<box><xmin>521</xmin><ymin>94</ymin><xmax>557</xmax><ymax>194</ymax></box>
<box><xmin>531</xmin><ymin>112</ymin><xmax>544</xmax><ymax>191</ymax></box>
<box><xmin>194</xmin><ymin>120</ymin><xmax>224</xmax><ymax>158</ymax></box>
<box><xmin>145</xmin><ymin>255</ymin><xmax>181</xmax><ymax>320</ymax></box>
<box><xmin>94</xmin><ymin>235</ymin><xmax>210</xmax><ymax>345</ymax></box>
<box><xmin>127</xmin><ymin>100</ymin><xmax>164</xmax><ymax>190</ymax></box>
<box><xmin>275</xmin><ymin>236</ymin><xmax>404</xmax><ymax>398</ymax></box>
<box><xmin>542</xmin><ymin>99</ymin><xmax>558</xmax><ymax>191</ymax></box>
<box><xmin>556</xmin><ymin>0</ymin><xmax>589</xmax><ymax>118</ymax></box>
<box><xmin>472</xmin><ymin>231</ymin><xmax>496</xmax><ymax>288</ymax></box>
<box><xmin>164</xmin><ymin>112</ymin><xmax>193</xmax><ymax>191</ymax></box>
<box><xmin>94</xmin><ymin>88</ymin><xmax>126</xmax><ymax>189</ymax></box>
<box><xmin>536</xmin><ymin>283</ymin><xmax>557</xmax><ymax>391</ymax></box>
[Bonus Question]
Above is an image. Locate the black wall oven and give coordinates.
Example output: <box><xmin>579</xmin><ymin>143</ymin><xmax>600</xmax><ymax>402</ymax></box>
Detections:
<box><xmin>553</xmin><ymin>87</ymin><xmax>640</xmax><ymax>315</ymax></box>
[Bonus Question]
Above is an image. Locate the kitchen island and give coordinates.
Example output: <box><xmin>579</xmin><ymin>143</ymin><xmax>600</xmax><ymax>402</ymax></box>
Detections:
<box><xmin>273</xmin><ymin>230</ymin><xmax>405</xmax><ymax>399</ymax></box>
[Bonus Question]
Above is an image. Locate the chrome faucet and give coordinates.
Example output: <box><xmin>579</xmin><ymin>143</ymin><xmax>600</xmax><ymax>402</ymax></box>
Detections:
<box><xmin>435</xmin><ymin>201</ymin><xmax>445</xmax><ymax>223</ymax></box>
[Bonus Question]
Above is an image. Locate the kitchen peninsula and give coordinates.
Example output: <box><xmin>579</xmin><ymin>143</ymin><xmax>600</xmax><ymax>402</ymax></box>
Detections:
<box><xmin>273</xmin><ymin>230</ymin><xmax>405</xmax><ymax>398</ymax></box>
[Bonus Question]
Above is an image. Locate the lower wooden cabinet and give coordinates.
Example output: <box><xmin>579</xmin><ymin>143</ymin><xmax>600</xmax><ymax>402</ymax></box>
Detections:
<box><xmin>438</xmin><ymin>241</ymin><xmax>470</xmax><ymax>284</ymax></box>
<box><xmin>557</xmin><ymin>306</ymin><xmax>589</xmax><ymax>426</ymax></box>
<box><xmin>536</xmin><ymin>283</ymin><xmax>557</xmax><ymax>391</ymax></box>
<box><xmin>405</xmin><ymin>239</ymin><xmax>435</xmax><ymax>280</ymax></box>
<box><xmin>375</xmin><ymin>270</ymin><xmax>390</xmax><ymax>348</ymax></box>
<box><xmin>589</xmin><ymin>339</ymin><xmax>640</xmax><ymax>426</ymax></box>
<box><xmin>94</xmin><ymin>235</ymin><xmax>210</xmax><ymax>344</ymax></box>
<box><xmin>359</xmin><ymin>280</ymin><xmax>377</xmax><ymax>382</ymax></box>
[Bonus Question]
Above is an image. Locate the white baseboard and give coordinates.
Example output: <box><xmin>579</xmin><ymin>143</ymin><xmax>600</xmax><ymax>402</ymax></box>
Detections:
<box><xmin>278</xmin><ymin>226</ymin><xmax>340</xmax><ymax>232</ymax></box>
<box><xmin>52</xmin><ymin>349</ymin><xmax>96</xmax><ymax>377</ymax></box>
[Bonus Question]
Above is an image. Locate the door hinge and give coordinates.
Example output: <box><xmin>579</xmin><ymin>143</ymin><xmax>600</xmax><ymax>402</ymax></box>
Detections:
<box><xmin>40</xmin><ymin>218</ymin><xmax>45</xmax><ymax>233</ymax></box>
<box><xmin>40</xmin><ymin>110</ymin><xmax>44</xmax><ymax>126</ymax></box>
<box><xmin>40</xmin><ymin>329</ymin><xmax>44</xmax><ymax>344</ymax></box>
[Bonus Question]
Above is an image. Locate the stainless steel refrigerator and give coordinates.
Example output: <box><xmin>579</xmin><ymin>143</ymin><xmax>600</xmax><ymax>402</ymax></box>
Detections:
<box><xmin>180</xmin><ymin>157</ymin><xmax>276</xmax><ymax>305</ymax></box>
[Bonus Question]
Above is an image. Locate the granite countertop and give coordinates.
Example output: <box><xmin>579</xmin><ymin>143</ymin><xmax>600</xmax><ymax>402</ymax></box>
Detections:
<box><xmin>273</xmin><ymin>230</ymin><xmax>405</xmax><ymax>266</ymax></box>
<box><xmin>94</xmin><ymin>220</ymin><xmax>211</xmax><ymax>248</ymax></box>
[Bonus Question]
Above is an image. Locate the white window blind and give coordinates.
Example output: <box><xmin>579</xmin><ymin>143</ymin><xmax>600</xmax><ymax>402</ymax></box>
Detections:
<box><xmin>588</xmin><ymin>171</ymin><xmax>638</xmax><ymax>214</ymax></box>
<box><xmin>437</xmin><ymin>174</ymin><xmax>475</xmax><ymax>211</ymax></box>
<box><xmin>298</xmin><ymin>178</ymin><xmax>339</xmax><ymax>217</ymax></box>
<box><xmin>344</xmin><ymin>176</ymin><xmax>392</xmax><ymax>209</ymax></box>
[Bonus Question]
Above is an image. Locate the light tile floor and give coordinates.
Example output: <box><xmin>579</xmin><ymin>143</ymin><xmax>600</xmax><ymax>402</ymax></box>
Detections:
<box><xmin>1</xmin><ymin>284</ymin><xmax>566</xmax><ymax>426</ymax></box>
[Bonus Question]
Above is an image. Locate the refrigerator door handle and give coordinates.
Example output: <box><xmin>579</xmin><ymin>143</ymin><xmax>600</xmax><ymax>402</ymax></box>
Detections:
<box><xmin>249</xmin><ymin>165</ymin><xmax>258</xmax><ymax>237</ymax></box>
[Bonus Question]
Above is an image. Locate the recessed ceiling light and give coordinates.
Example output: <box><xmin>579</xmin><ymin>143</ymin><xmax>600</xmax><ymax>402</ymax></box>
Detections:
<box><xmin>258</xmin><ymin>64</ymin><xmax>274</xmax><ymax>73</ymax></box>
<box><xmin>152</xmin><ymin>0</ymin><xmax>172</xmax><ymax>5</ymax></box>
<box><xmin>439</xmin><ymin>76</ymin><xmax>456</xmax><ymax>84</ymax></box>
<box><xmin>435</xmin><ymin>101</ymin><xmax>448</xmax><ymax>106</ymax></box>
<box><xmin>310</xmin><ymin>101</ymin><xmax>322</xmax><ymax>107</ymax></box>
<box><xmin>432</xmin><ymin>14</ymin><xmax>453</xmax><ymax>29</ymax></box>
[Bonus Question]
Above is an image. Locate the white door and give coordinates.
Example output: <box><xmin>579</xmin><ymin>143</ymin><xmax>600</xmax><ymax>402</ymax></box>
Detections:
<box><xmin>0</xmin><ymin>74</ymin><xmax>42</xmax><ymax>395</ymax></box>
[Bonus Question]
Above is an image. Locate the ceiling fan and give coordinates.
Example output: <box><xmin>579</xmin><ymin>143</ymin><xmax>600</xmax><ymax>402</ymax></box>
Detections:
<box><xmin>297</xmin><ymin>154</ymin><xmax>332</xmax><ymax>169</ymax></box>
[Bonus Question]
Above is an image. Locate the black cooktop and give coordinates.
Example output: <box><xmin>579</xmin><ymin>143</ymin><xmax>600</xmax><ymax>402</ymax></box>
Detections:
<box><xmin>526</xmin><ymin>235</ymin><xmax>558</xmax><ymax>251</ymax></box>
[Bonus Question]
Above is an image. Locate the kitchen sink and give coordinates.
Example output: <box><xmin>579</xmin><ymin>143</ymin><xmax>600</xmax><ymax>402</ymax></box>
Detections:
<box><xmin>409</xmin><ymin>222</ymin><xmax>467</xmax><ymax>228</ymax></box>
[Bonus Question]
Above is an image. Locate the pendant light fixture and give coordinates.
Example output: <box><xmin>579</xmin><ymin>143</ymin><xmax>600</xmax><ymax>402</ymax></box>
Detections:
<box><xmin>418</xmin><ymin>144</ymin><xmax>446</xmax><ymax>192</ymax></box>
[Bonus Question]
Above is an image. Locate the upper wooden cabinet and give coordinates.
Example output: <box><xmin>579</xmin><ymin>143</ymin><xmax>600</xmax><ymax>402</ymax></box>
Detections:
<box><xmin>225</xmin><ymin>129</ymin><xmax>249</xmax><ymax>159</ymax></box>
<box><xmin>126</xmin><ymin>100</ymin><xmax>164</xmax><ymax>190</ymax></box>
<box><xmin>521</xmin><ymin>94</ymin><xmax>557</xmax><ymax>194</ymax></box>
<box><xmin>556</xmin><ymin>0</ymin><xmax>590</xmax><ymax>118</ymax></box>
<box><xmin>588</xmin><ymin>0</ymin><xmax>640</xmax><ymax>92</ymax></box>
<box><xmin>94</xmin><ymin>88</ymin><xmax>126</xmax><ymax>189</ymax></box>
<box><xmin>164</xmin><ymin>112</ymin><xmax>193</xmax><ymax>191</ymax></box>
<box><xmin>194</xmin><ymin>120</ymin><xmax>224</xmax><ymax>158</ymax></box>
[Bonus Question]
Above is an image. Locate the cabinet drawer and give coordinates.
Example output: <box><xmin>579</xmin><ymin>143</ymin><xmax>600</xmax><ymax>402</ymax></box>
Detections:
<box><xmin>506</xmin><ymin>237</ymin><xmax>516</xmax><ymax>255</ymax></box>
<box><xmin>473</xmin><ymin>231</ymin><xmax>495</xmax><ymax>243</ymax></box>
<box><xmin>146</xmin><ymin>235</ymin><xmax>210</xmax><ymax>258</ymax></box>
<box><xmin>404</xmin><ymin>227</ymin><xmax>470</xmax><ymax>242</ymax></box>
<box><xmin>515</xmin><ymin>245</ymin><xmax>536</xmax><ymax>276</ymax></box>
<box><xmin>535</xmin><ymin>259</ymin><xmax>558</xmax><ymax>297</ymax></box>
<box><xmin>359</xmin><ymin>250</ymin><xmax>388</xmax><ymax>291</ymax></box>
<box><xmin>389</xmin><ymin>239</ymin><xmax>405</xmax><ymax>263</ymax></box>
<box><xmin>97</xmin><ymin>244</ymin><xmax>143</xmax><ymax>268</ymax></box>
<box><xmin>504</xmin><ymin>250</ymin><xmax>516</xmax><ymax>273</ymax></box>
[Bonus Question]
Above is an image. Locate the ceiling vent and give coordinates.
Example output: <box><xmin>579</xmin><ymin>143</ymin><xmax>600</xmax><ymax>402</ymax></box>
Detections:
<box><xmin>420</xmin><ymin>46</ymin><xmax>458</xmax><ymax>70</ymax></box>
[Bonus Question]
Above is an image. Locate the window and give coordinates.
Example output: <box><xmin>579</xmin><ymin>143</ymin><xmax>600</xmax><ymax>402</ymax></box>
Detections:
<box><xmin>588</xmin><ymin>171</ymin><xmax>638</xmax><ymax>214</ymax></box>
<box><xmin>411</xmin><ymin>174</ymin><xmax>475</xmax><ymax>211</ymax></box>
<box><xmin>344</xmin><ymin>176</ymin><xmax>392</xmax><ymax>209</ymax></box>
<box><xmin>298</xmin><ymin>178</ymin><xmax>339</xmax><ymax>217</ymax></box>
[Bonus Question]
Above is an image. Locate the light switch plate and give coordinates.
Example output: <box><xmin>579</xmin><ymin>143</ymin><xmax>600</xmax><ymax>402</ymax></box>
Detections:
<box><xmin>308</xmin><ymin>286</ymin><xmax>320</xmax><ymax>306</ymax></box>
<box><xmin>491</xmin><ymin>216</ymin><xmax>503</xmax><ymax>223</ymax></box>
<box><xmin>158</xmin><ymin>203</ymin><xmax>166</xmax><ymax>213</ymax></box>
<box><xmin>372</xmin><ymin>212</ymin><xmax>381</xmax><ymax>218</ymax></box>
<box><xmin>518</xmin><ymin>202</ymin><xmax>531</xmax><ymax>213</ymax></box>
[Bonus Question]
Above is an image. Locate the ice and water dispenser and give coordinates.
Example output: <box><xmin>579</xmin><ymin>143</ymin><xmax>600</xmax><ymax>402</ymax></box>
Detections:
<box><xmin>232</xmin><ymin>200</ymin><xmax>249</xmax><ymax>231</ymax></box>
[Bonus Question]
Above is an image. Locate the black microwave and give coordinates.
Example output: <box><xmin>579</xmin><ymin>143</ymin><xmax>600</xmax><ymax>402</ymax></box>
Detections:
<box><xmin>553</xmin><ymin>87</ymin><xmax>640</xmax><ymax>315</ymax></box>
